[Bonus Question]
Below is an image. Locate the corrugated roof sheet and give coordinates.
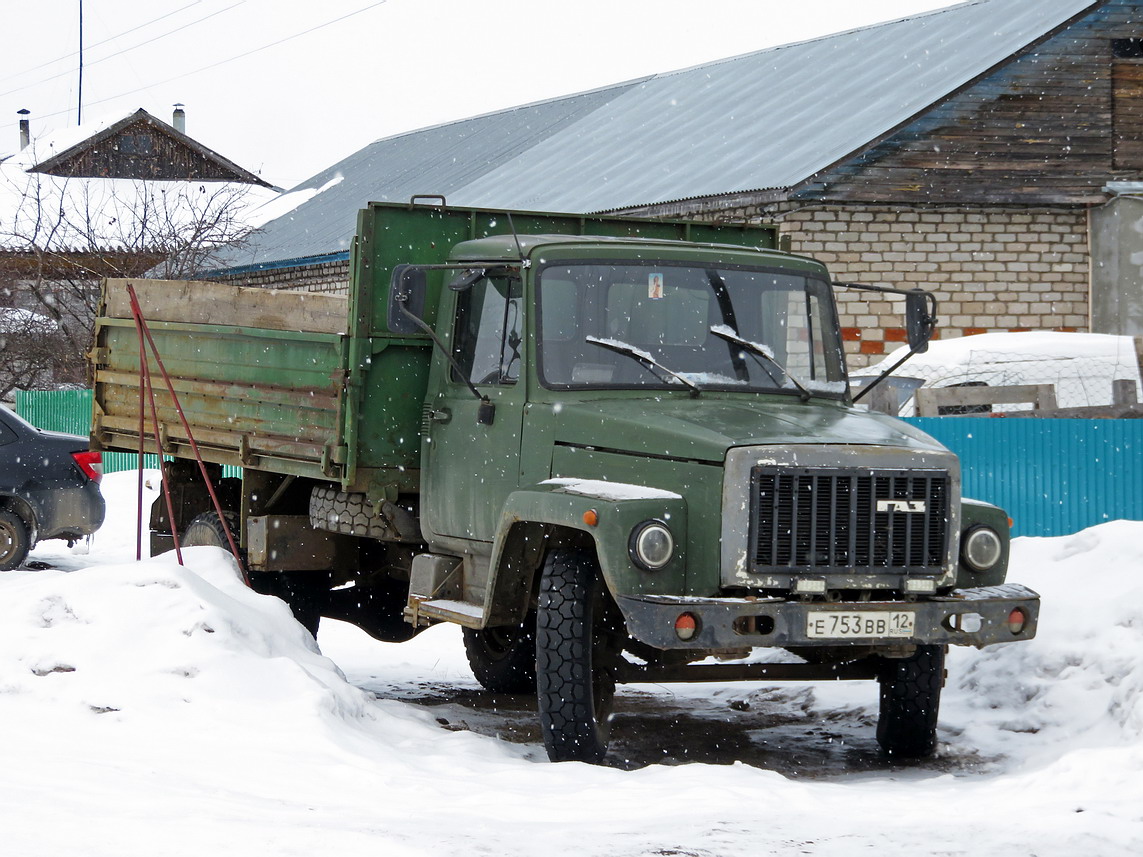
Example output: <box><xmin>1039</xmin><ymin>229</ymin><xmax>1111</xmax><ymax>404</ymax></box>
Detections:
<box><xmin>213</xmin><ymin>82</ymin><xmax>644</xmax><ymax>270</ymax></box>
<box><xmin>214</xmin><ymin>0</ymin><xmax>1100</xmax><ymax>272</ymax></box>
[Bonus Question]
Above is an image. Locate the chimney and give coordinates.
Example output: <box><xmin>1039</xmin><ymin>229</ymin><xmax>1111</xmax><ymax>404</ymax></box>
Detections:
<box><xmin>172</xmin><ymin>103</ymin><xmax>186</xmax><ymax>134</ymax></box>
<box><xmin>18</xmin><ymin>108</ymin><xmax>30</xmax><ymax>150</ymax></box>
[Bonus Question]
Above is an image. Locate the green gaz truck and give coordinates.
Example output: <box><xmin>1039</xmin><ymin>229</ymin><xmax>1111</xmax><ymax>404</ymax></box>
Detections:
<box><xmin>91</xmin><ymin>201</ymin><xmax>1039</xmax><ymax>763</ymax></box>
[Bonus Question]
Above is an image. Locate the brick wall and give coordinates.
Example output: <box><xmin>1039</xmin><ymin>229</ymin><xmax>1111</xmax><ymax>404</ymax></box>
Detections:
<box><xmin>774</xmin><ymin>205</ymin><xmax>1091</xmax><ymax>366</ymax></box>
<box><xmin>209</xmin><ymin>259</ymin><xmax>350</xmax><ymax>293</ymax></box>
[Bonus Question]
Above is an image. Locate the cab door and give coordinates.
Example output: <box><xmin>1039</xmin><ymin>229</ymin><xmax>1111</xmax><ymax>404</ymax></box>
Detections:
<box><xmin>422</xmin><ymin>273</ymin><xmax>526</xmax><ymax>543</ymax></box>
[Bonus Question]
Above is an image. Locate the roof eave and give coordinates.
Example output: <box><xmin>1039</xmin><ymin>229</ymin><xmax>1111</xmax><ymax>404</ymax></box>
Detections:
<box><xmin>786</xmin><ymin>0</ymin><xmax>1109</xmax><ymax>202</ymax></box>
<box><xmin>27</xmin><ymin>108</ymin><xmax>274</xmax><ymax>188</ymax></box>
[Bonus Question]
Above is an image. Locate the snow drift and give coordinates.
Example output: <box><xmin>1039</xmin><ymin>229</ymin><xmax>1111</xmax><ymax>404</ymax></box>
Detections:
<box><xmin>1</xmin><ymin>471</ymin><xmax>1140</xmax><ymax>856</ymax></box>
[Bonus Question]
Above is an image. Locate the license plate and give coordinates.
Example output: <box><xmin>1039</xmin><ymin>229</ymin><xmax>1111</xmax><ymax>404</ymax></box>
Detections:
<box><xmin>806</xmin><ymin>611</ymin><xmax>916</xmax><ymax>639</ymax></box>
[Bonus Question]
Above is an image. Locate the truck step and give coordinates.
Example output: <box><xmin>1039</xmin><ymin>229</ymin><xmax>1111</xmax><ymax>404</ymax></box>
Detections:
<box><xmin>406</xmin><ymin>597</ymin><xmax>485</xmax><ymax>628</ymax></box>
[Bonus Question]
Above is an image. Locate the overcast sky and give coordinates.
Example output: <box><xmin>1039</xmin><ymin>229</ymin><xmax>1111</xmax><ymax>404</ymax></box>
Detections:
<box><xmin>2</xmin><ymin>0</ymin><xmax>959</xmax><ymax>189</ymax></box>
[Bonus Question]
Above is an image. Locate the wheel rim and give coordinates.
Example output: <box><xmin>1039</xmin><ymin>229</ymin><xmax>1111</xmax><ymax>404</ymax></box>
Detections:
<box><xmin>0</xmin><ymin>514</ymin><xmax>26</xmax><ymax>567</ymax></box>
<box><xmin>0</xmin><ymin>523</ymin><xmax>18</xmax><ymax>565</ymax></box>
<box><xmin>482</xmin><ymin>626</ymin><xmax>518</xmax><ymax>659</ymax></box>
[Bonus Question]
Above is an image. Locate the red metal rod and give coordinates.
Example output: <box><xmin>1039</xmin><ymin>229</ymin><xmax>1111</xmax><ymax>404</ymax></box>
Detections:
<box><xmin>140</xmin><ymin>333</ymin><xmax>184</xmax><ymax>567</ymax></box>
<box><xmin>135</xmin><ymin>309</ymin><xmax>147</xmax><ymax>562</ymax></box>
<box><xmin>125</xmin><ymin>284</ymin><xmax>249</xmax><ymax>585</ymax></box>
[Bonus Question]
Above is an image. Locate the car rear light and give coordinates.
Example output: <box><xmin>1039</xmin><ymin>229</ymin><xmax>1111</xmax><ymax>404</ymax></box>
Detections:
<box><xmin>71</xmin><ymin>450</ymin><xmax>103</xmax><ymax>484</ymax></box>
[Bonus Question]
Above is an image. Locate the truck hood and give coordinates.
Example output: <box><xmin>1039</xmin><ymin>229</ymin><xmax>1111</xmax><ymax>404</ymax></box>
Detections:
<box><xmin>551</xmin><ymin>396</ymin><xmax>944</xmax><ymax>462</ymax></box>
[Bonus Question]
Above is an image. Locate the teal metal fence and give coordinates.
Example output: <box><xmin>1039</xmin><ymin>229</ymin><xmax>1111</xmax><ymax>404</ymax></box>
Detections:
<box><xmin>12</xmin><ymin>389</ymin><xmax>241</xmax><ymax>478</ymax></box>
<box><xmin>906</xmin><ymin>417</ymin><xmax>1143</xmax><ymax>537</ymax></box>
<box><xmin>12</xmin><ymin>391</ymin><xmax>1142</xmax><ymax>537</ymax></box>
<box><xmin>14</xmin><ymin>388</ymin><xmax>159</xmax><ymax>474</ymax></box>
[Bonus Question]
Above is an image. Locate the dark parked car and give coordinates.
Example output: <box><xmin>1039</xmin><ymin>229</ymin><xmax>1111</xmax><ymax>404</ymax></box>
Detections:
<box><xmin>0</xmin><ymin>405</ymin><xmax>105</xmax><ymax>570</ymax></box>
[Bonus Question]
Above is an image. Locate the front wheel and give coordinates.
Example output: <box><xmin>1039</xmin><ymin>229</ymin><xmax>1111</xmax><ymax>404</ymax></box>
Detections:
<box><xmin>536</xmin><ymin>548</ymin><xmax>623</xmax><ymax>763</ymax></box>
<box><xmin>876</xmin><ymin>644</ymin><xmax>945</xmax><ymax>758</ymax></box>
<box><xmin>0</xmin><ymin>509</ymin><xmax>32</xmax><ymax>571</ymax></box>
<box><xmin>463</xmin><ymin>612</ymin><xmax>537</xmax><ymax>694</ymax></box>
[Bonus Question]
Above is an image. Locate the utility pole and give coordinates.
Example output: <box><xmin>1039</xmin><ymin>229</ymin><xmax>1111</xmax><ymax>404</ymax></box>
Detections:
<box><xmin>78</xmin><ymin>0</ymin><xmax>84</xmax><ymax>124</ymax></box>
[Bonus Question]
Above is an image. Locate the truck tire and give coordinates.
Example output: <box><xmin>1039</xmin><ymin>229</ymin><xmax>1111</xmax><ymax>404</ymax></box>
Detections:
<box><xmin>876</xmin><ymin>644</ymin><xmax>945</xmax><ymax>758</ymax></box>
<box><xmin>536</xmin><ymin>548</ymin><xmax>623</xmax><ymax>763</ymax></box>
<box><xmin>0</xmin><ymin>509</ymin><xmax>32</xmax><ymax>571</ymax></box>
<box><xmin>182</xmin><ymin>511</ymin><xmax>239</xmax><ymax>550</ymax></box>
<box><xmin>463</xmin><ymin>613</ymin><xmax>537</xmax><ymax>694</ymax></box>
<box><xmin>183</xmin><ymin>512</ymin><xmax>327</xmax><ymax>636</ymax></box>
<box><xmin>310</xmin><ymin>486</ymin><xmax>417</xmax><ymax>541</ymax></box>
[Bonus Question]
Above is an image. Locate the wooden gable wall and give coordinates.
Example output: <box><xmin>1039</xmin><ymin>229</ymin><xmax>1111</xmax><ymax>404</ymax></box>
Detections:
<box><xmin>794</xmin><ymin>0</ymin><xmax>1143</xmax><ymax>206</ymax></box>
<box><xmin>35</xmin><ymin>118</ymin><xmax>254</xmax><ymax>184</ymax></box>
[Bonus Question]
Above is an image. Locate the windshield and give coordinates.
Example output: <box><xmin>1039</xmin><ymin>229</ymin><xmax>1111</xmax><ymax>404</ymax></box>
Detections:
<box><xmin>536</xmin><ymin>261</ymin><xmax>846</xmax><ymax>396</ymax></box>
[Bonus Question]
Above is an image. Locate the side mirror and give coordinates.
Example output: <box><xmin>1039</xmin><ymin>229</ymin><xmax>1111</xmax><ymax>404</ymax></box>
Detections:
<box><xmin>905</xmin><ymin>290</ymin><xmax>937</xmax><ymax>354</ymax></box>
<box><xmin>388</xmin><ymin>265</ymin><xmax>428</xmax><ymax>334</ymax></box>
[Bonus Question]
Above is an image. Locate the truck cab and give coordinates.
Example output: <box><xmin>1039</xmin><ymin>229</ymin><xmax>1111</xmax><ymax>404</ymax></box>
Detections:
<box><xmin>393</xmin><ymin>228</ymin><xmax>1037</xmax><ymax>763</ymax></box>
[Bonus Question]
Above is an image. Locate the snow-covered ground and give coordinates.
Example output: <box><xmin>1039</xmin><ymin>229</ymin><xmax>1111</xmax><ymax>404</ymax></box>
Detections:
<box><xmin>2</xmin><ymin>471</ymin><xmax>1140</xmax><ymax>856</ymax></box>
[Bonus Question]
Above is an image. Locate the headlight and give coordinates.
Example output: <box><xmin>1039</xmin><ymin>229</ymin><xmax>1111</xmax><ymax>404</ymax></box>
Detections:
<box><xmin>629</xmin><ymin>520</ymin><xmax>674</xmax><ymax>571</ymax></box>
<box><xmin>962</xmin><ymin>526</ymin><xmax>1003</xmax><ymax>572</ymax></box>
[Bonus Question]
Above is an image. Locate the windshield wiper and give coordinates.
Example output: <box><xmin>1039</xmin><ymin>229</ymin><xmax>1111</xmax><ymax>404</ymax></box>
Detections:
<box><xmin>710</xmin><ymin>325</ymin><xmax>812</xmax><ymax>401</ymax></box>
<box><xmin>586</xmin><ymin>336</ymin><xmax>702</xmax><ymax>397</ymax></box>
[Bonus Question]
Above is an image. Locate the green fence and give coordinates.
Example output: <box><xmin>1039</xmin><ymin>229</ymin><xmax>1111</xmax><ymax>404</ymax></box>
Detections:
<box><xmin>13</xmin><ymin>389</ymin><xmax>239</xmax><ymax>477</ymax></box>
<box><xmin>14</xmin><ymin>389</ymin><xmax>158</xmax><ymax>474</ymax></box>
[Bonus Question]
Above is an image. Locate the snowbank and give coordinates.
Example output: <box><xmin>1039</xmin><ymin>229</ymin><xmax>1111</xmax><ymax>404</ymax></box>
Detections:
<box><xmin>1</xmin><ymin>471</ymin><xmax>1140</xmax><ymax>856</ymax></box>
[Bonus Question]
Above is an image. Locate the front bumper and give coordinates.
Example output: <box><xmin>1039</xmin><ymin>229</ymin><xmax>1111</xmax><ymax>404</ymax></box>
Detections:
<box><xmin>616</xmin><ymin>583</ymin><xmax>1039</xmax><ymax>650</ymax></box>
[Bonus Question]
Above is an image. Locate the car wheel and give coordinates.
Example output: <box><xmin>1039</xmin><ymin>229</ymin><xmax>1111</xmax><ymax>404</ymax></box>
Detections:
<box><xmin>0</xmin><ymin>509</ymin><xmax>32</xmax><ymax>571</ymax></box>
<box><xmin>536</xmin><ymin>548</ymin><xmax>624</xmax><ymax>763</ymax></box>
<box><xmin>876</xmin><ymin>644</ymin><xmax>945</xmax><ymax>758</ymax></box>
<box><xmin>463</xmin><ymin>612</ymin><xmax>537</xmax><ymax>694</ymax></box>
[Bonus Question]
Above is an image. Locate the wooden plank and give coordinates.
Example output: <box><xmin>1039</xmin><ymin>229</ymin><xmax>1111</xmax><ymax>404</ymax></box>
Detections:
<box><xmin>915</xmin><ymin>384</ymin><xmax>1057</xmax><ymax>417</ymax></box>
<box><xmin>103</xmin><ymin>278</ymin><xmax>349</xmax><ymax>335</ymax></box>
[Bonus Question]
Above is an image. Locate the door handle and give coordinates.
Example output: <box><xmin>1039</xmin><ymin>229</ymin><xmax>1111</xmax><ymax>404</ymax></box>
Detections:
<box><xmin>430</xmin><ymin>408</ymin><xmax>451</xmax><ymax>423</ymax></box>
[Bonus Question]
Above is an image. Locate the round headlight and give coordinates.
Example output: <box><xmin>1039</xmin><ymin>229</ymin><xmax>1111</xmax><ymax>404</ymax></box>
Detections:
<box><xmin>962</xmin><ymin>526</ymin><xmax>1003</xmax><ymax>572</ymax></box>
<box><xmin>629</xmin><ymin>521</ymin><xmax>674</xmax><ymax>571</ymax></box>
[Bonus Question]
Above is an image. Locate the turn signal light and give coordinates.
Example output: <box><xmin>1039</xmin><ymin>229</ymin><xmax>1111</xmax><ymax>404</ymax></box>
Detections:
<box><xmin>675</xmin><ymin>613</ymin><xmax>698</xmax><ymax>641</ymax></box>
<box><xmin>1007</xmin><ymin>608</ymin><xmax>1027</xmax><ymax>635</ymax></box>
<box><xmin>582</xmin><ymin>509</ymin><xmax>599</xmax><ymax>527</ymax></box>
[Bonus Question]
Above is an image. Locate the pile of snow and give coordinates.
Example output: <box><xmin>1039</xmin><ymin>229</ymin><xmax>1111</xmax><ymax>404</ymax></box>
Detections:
<box><xmin>2</xmin><ymin>471</ymin><xmax>1140</xmax><ymax>856</ymax></box>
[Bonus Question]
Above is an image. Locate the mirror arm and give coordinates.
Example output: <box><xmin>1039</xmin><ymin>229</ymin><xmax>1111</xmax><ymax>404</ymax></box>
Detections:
<box><xmin>852</xmin><ymin>348</ymin><xmax>921</xmax><ymax>403</ymax></box>
<box><xmin>395</xmin><ymin>295</ymin><xmax>492</xmax><ymax>410</ymax></box>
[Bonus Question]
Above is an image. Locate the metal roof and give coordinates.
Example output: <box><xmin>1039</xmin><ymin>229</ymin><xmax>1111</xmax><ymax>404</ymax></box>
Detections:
<box><xmin>211</xmin><ymin>82</ymin><xmax>644</xmax><ymax>270</ymax></box>
<box><xmin>213</xmin><ymin>0</ymin><xmax>1101</xmax><ymax>273</ymax></box>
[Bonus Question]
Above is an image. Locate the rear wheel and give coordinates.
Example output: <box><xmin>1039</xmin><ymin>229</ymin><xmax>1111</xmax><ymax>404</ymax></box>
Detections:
<box><xmin>182</xmin><ymin>511</ymin><xmax>328</xmax><ymax>636</ymax></box>
<box><xmin>876</xmin><ymin>644</ymin><xmax>945</xmax><ymax>758</ymax></box>
<box><xmin>182</xmin><ymin>511</ymin><xmax>238</xmax><ymax>549</ymax></box>
<box><xmin>0</xmin><ymin>509</ymin><xmax>32</xmax><ymax>571</ymax></box>
<box><xmin>463</xmin><ymin>612</ymin><xmax>537</xmax><ymax>694</ymax></box>
<box><xmin>536</xmin><ymin>548</ymin><xmax>623</xmax><ymax>763</ymax></box>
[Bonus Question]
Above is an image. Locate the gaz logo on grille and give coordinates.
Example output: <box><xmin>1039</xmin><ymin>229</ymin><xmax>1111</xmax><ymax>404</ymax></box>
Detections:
<box><xmin>876</xmin><ymin>499</ymin><xmax>927</xmax><ymax>513</ymax></box>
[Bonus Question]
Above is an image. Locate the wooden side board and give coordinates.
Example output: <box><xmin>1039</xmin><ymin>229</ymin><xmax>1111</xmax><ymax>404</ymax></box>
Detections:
<box><xmin>102</xmin><ymin>278</ymin><xmax>349</xmax><ymax>336</ymax></box>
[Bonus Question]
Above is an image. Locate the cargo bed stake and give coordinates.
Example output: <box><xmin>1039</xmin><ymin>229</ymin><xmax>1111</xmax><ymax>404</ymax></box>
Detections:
<box><xmin>126</xmin><ymin>283</ymin><xmax>249</xmax><ymax>585</ymax></box>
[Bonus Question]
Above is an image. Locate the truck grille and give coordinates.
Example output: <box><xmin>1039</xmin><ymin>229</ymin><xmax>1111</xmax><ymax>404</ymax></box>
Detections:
<box><xmin>750</xmin><ymin>467</ymin><xmax>949</xmax><ymax>572</ymax></box>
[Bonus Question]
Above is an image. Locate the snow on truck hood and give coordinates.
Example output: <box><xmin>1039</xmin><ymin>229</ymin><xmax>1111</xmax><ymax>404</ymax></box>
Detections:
<box><xmin>549</xmin><ymin>396</ymin><xmax>945</xmax><ymax>463</ymax></box>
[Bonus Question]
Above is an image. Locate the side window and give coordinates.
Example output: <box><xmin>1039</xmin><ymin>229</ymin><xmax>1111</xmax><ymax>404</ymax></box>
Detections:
<box><xmin>452</xmin><ymin>276</ymin><xmax>523</xmax><ymax>384</ymax></box>
<box><xmin>0</xmin><ymin>417</ymin><xmax>16</xmax><ymax>446</ymax></box>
